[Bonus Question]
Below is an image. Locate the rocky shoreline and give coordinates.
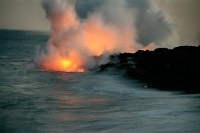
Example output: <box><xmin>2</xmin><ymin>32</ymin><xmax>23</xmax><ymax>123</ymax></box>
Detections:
<box><xmin>99</xmin><ymin>45</ymin><xmax>200</xmax><ymax>94</ymax></box>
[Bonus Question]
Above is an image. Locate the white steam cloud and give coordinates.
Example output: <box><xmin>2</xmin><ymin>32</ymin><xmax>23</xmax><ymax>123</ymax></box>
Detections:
<box><xmin>75</xmin><ymin>0</ymin><xmax>178</xmax><ymax>46</ymax></box>
<box><xmin>34</xmin><ymin>0</ymin><xmax>178</xmax><ymax>72</ymax></box>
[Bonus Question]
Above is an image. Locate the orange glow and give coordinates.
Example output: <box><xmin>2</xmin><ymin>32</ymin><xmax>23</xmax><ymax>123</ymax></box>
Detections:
<box><xmin>81</xmin><ymin>16</ymin><xmax>137</xmax><ymax>56</ymax></box>
<box><xmin>40</xmin><ymin>53</ymin><xmax>85</xmax><ymax>72</ymax></box>
<box><xmin>38</xmin><ymin>2</ymin><xmax>155</xmax><ymax>73</ymax></box>
<box><xmin>58</xmin><ymin>58</ymin><xmax>84</xmax><ymax>72</ymax></box>
<box><xmin>61</xmin><ymin>60</ymin><xmax>71</xmax><ymax>68</ymax></box>
<box><xmin>82</xmin><ymin>18</ymin><xmax>117</xmax><ymax>56</ymax></box>
<box><xmin>140</xmin><ymin>43</ymin><xmax>156</xmax><ymax>51</ymax></box>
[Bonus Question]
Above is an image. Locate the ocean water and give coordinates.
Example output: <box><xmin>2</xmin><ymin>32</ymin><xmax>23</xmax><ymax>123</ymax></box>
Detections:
<box><xmin>0</xmin><ymin>30</ymin><xmax>200</xmax><ymax>133</ymax></box>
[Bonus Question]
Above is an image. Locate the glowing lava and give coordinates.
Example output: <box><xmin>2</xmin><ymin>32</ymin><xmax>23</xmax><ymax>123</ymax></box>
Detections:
<box><xmin>61</xmin><ymin>60</ymin><xmax>71</xmax><ymax>69</ymax></box>
<box><xmin>60</xmin><ymin>59</ymin><xmax>84</xmax><ymax>72</ymax></box>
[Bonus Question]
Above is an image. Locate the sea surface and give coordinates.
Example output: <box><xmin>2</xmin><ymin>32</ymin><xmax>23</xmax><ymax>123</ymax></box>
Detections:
<box><xmin>0</xmin><ymin>30</ymin><xmax>200</xmax><ymax>133</ymax></box>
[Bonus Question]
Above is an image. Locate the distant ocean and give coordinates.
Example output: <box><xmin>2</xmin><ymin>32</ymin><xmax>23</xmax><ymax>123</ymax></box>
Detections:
<box><xmin>0</xmin><ymin>30</ymin><xmax>200</xmax><ymax>133</ymax></box>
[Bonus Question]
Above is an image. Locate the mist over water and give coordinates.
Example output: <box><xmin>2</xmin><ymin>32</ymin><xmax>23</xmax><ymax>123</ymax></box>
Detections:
<box><xmin>1</xmin><ymin>30</ymin><xmax>200</xmax><ymax>133</ymax></box>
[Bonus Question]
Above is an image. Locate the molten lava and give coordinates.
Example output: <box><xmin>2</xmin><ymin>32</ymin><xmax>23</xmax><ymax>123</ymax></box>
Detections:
<box><xmin>37</xmin><ymin>51</ymin><xmax>85</xmax><ymax>72</ymax></box>
<box><xmin>61</xmin><ymin>60</ymin><xmax>71</xmax><ymax>68</ymax></box>
<box><xmin>60</xmin><ymin>59</ymin><xmax>84</xmax><ymax>72</ymax></box>
<box><xmin>41</xmin><ymin>58</ymin><xmax>84</xmax><ymax>72</ymax></box>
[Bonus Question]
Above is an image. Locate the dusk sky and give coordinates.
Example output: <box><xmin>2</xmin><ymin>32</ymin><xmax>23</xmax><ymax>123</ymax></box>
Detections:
<box><xmin>0</xmin><ymin>0</ymin><xmax>199</xmax><ymax>44</ymax></box>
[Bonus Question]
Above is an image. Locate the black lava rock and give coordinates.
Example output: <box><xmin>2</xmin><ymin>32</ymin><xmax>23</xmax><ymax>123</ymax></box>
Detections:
<box><xmin>100</xmin><ymin>45</ymin><xmax>200</xmax><ymax>94</ymax></box>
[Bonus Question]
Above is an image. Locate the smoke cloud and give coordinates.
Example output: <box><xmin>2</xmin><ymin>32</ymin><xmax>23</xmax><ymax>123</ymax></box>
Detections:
<box><xmin>34</xmin><ymin>0</ymin><xmax>177</xmax><ymax>72</ymax></box>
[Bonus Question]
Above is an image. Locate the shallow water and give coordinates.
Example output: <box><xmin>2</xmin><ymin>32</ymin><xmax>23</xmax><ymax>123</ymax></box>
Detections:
<box><xmin>0</xmin><ymin>30</ymin><xmax>200</xmax><ymax>133</ymax></box>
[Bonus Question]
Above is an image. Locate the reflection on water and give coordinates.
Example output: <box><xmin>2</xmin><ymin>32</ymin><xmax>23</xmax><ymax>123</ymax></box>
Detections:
<box><xmin>1</xmin><ymin>70</ymin><xmax>200</xmax><ymax>133</ymax></box>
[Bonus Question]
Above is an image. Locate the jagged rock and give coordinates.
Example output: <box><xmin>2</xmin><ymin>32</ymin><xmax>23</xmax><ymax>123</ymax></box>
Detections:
<box><xmin>99</xmin><ymin>45</ymin><xmax>200</xmax><ymax>94</ymax></box>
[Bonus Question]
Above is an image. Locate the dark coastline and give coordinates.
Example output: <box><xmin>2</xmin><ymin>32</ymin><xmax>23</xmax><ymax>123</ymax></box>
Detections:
<box><xmin>100</xmin><ymin>45</ymin><xmax>200</xmax><ymax>94</ymax></box>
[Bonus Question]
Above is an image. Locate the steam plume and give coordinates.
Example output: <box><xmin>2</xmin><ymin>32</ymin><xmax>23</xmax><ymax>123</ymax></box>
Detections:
<box><xmin>75</xmin><ymin>0</ymin><xmax>178</xmax><ymax>46</ymax></box>
<box><xmin>34</xmin><ymin>0</ymin><xmax>177</xmax><ymax>72</ymax></box>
